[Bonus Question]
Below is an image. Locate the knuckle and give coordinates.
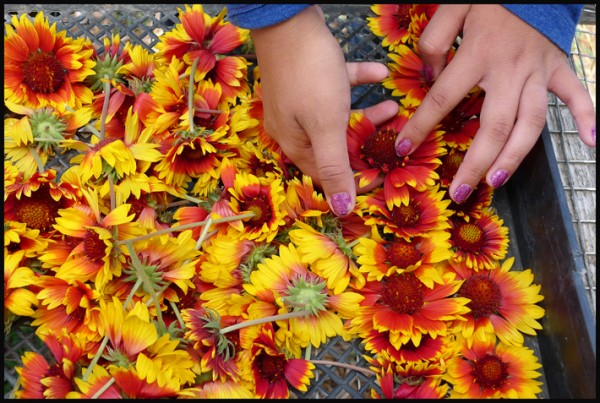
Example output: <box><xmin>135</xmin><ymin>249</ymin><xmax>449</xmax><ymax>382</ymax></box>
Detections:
<box><xmin>528</xmin><ymin>106</ymin><xmax>548</xmax><ymax>129</ymax></box>
<box><xmin>417</xmin><ymin>37</ymin><xmax>445</xmax><ymax>58</ymax></box>
<box><xmin>487</xmin><ymin>120</ymin><xmax>513</xmax><ymax>143</ymax></box>
<box><xmin>317</xmin><ymin>163</ymin><xmax>348</xmax><ymax>184</ymax></box>
<box><xmin>500</xmin><ymin>148</ymin><xmax>527</xmax><ymax>167</ymax></box>
<box><xmin>428</xmin><ymin>91</ymin><xmax>450</xmax><ymax>112</ymax></box>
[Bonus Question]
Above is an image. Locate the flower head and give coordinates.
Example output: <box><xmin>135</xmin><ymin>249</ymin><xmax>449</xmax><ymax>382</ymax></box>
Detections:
<box><xmin>4</xmin><ymin>12</ymin><xmax>96</xmax><ymax>110</ymax></box>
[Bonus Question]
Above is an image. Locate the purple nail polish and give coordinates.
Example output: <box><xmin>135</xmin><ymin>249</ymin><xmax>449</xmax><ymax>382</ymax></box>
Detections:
<box><xmin>331</xmin><ymin>192</ymin><xmax>352</xmax><ymax>216</ymax></box>
<box><xmin>395</xmin><ymin>138</ymin><xmax>412</xmax><ymax>157</ymax></box>
<box><xmin>453</xmin><ymin>184</ymin><xmax>473</xmax><ymax>204</ymax></box>
<box><xmin>490</xmin><ymin>169</ymin><xmax>510</xmax><ymax>189</ymax></box>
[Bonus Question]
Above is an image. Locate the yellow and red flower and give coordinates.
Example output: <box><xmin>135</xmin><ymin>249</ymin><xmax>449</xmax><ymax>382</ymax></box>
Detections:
<box><xmin>448</xmin><ymin>207</ymin><xmax>509</xmax><ymax>270</ymax></box>
<box><xmin>347</xmin><ymin>111</ymin><xmax>445</xmax><ymax>209</ymax></box>
<box><xmin>4</xmin><ymin>12</ymin><xmax>96</xmax><ymax>111</ymax></box>
<box><xmin>15</xmin><ymin>331</ymin><xmax>87</xmax><ymax>399</ymax></box>
<box><xmin>4</xmin><ymin>250</ymin><xmax>39</xmax><ymax>321</ymax></box>
<box><xmin>155</xmin><ymin>4</ymin><xmax>251</xmax><ymax>104</ymax></box>
<box><xmin>354</xmin><ymin>225</ymin><xmax>451</xmax><ymax>288</ymax></box>
<box><xmin>368</xmin><ymin>4</ymin><xmax>439</xmax><ymax>51</ymax></box>
<box><xmin>444</xmin><ymin>334</ymin><xmax>543</xmax><ymax>398</ymax></box>
<box><xmin>367</xmin><ymin>351</ymin><xmax>449</xmax><ymax>399</ymax></box>
<box><xmin>444</xmin><ymin>256</ymin><xmax>545</xmax><ymax>346</ymax></box>
<box><xmin>348</xmin><ymin>270</ymin><xmax>471</xmax><ymax>349</ymax></box>
<box><xmin>242</xmin><ymin>322</ymin><xmax>315</xmax><ymax>398</ymax></box>
<box><xmin>358</xmin><ymin>185</ymin><xmax>452</xmax><ymax>240</ymax></box>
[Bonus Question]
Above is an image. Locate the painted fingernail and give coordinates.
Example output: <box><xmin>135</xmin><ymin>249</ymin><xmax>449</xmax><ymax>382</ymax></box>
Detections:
<box><xmin>490</xmin><ymin>169</ymin><xmax>510</xmax><ymax>189</ymax></box>
<box><xmin>395</xmin><ymin>138</ymin><xmax>412</xmax><ymax>157</ymax></box>
<box><xmin>452</xmin><ymin>184</ymin><xmax>473</xmax><ymax>204</ymax></box>
<box><xmin>330</xmin><ymin>192</ymin><xmax>352</xmax><ymax>216</ymax></box>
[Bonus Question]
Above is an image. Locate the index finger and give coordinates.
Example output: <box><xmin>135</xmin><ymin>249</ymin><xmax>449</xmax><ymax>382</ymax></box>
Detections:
<box><xmin>394</xmin><ymin>50</ymin><xmax>481</xmax><ymax>157</ymax></box>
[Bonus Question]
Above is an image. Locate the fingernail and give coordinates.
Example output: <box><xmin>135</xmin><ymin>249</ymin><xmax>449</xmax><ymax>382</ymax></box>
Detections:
<box><xmin>395</xmin><ymin>138</ymin><xmax>412</xmax><ymax>157</ymax></box>
<box><xmin>490</xmin><ymin>169</ymin><xmax>510</xmax><ymax>189</ymax></box>
<box><xmin>330</xmin><ymin>192</ymin><xmax>352</xmax><ymax>216</ymax></box>
<box><xmin>452</xmin><ymin>184</ymin><xmax>473</xmax><ymax>204</ymax></box>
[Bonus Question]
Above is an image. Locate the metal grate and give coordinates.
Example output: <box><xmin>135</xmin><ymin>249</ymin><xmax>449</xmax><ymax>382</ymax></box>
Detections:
<box><xmin>3</xmin><ymin>3</ymin><xmax>596</xmax><ymax>399</ymax></box>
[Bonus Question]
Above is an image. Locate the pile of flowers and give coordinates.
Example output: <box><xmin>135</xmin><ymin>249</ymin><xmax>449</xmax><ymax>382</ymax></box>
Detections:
<box><xmin>4</xmin><ymin>4</ymin><xmax>547</xmax><ymax>399</ymax></box>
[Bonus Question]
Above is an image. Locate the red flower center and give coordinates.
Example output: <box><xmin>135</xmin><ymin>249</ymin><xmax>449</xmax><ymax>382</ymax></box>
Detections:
<box><xmin>393</xmin><ymin>5</ymin><xmax>413</xmax><ymax>28</ymax></box>
<box><xmin>22</xmin><ymin>51</ymin><xmax>68</xmax><ymax>94</ymax></box>
<box><xmin>256</xmin><ymin>351</ymin><xmax>285</xmax><ymax>382</ymax></box>
<box><xmin>241</xmin><ymin>195</ymin><xmax>272</xmax><ymax>226</ymax></box>
<box><xmin>390</xmin><ymin>203</ymin><xmax>420</xmax><ymax>228</ymax></box>
<box><xmin>472</xmin><ymin>353</ymin><xmax>508</xmax><ymax>389</ymax></box>
<box><xmin>381</xmin><ymin>272</ymin><xmax>424</xmax><ymax>315</ymax></box>
<box><xmin>83</xmin><ymin>230</ymin><xmax>107</xmax><ymax>264</ymax></box>
<box><xmin>458</xmin><ymin>274</ymin><xmax>501</xmax><ymax>318</ymax></box>
<box><xmin>386</xmin><ymin>238</ymin><xmax>422</xmax><ymax>269</ymax></box>
<box><xmin>362</xmin><ymin>129</ymin><xmax>404</xmax><ymax>172</ymax></box>
<box><xmin>437</xmin><ymin>148</ymin><xmax>464</xmax><ymax>184</ymax></box>
<box><xmin>14</xmin><ymin>188</ymin><xmax>61</xmax><ymax>232</ymax></box>
<box><xmin>452</xmin><ymin>221</ymin><xmax>484</xmax><ymax>252</ymax></box>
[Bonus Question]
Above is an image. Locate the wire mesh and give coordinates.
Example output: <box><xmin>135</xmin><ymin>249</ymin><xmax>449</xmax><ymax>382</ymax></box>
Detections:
<box><xmin>3</xmin><ymin>3</ymin><xmax>597</xmax><ymax>399</ymax></box>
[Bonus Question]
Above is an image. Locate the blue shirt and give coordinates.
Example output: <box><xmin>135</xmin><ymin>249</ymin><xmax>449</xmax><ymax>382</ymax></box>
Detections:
<box><xmin>226</xmin><ymin>4</ymin><xmax>584</xmax><ymax>55</ymax></box>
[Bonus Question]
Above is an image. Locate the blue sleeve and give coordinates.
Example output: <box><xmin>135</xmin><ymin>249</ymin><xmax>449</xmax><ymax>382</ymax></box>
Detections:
<box><xmin>226</xmin><ymin>4</ymin><xmax>311</xmax><ymax>29</ymax></box>
<box><xmin>502</xmin><ymin>4</ymin><xmax>584</xmax><ymax>55</ymax></box>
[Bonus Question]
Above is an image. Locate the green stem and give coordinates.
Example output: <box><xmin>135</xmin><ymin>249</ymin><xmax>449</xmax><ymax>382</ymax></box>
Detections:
<box><xmin>179</xmin><ymin>193</ymin><xmax>205</xmax><ymax>205</ymax></box>
<box><xmin>82</xmin><ymin>277</ymin><xmax>143</xmax><ymax>382</ymax></box>
<box><xmin>123</xmin><ymin>277</ymin><xmax>143</xmax><ymax>310</ymax></box>
<box><xmin>90</xmin><ymin>377</ymin><xmax>116</xmax><ymax>399</ymax></box>
<box><xmin>347</xmin><ymin>232</ymin><xmax>370</xmax><ymax>249</ymax></box>
<box><xmin>125</xmin><ymin>242</ymin><xmax>164</xmax><ymax>330</ymax></box>
<box><xmin>310</xmin><ymin>359</ymin><xmax>376</xmax><ymax>377</ymax></box>
<box><xmin>154</xmin><ymin>200</ymin><xmax>192</xmax><ymax>210</ymax></box>
<box><xmin>220</xmin><ymin>310</ymin><xmax>310</xmax><ymax>335</ymax></box>
<box><xmin>188</xmin><ymin>57</ymin><xmax>199</xmax><ymax>133</ymax></box>
<box><xmin>169</xmin><ymin>300</ymin><xmax>185</xmax><ymax>330</ymax></box>
<box><xmin>82</xmin><ymin>335</ymin><xmax>109</xmax><ymax>382</ymax></box>
<box><xmin>108</xmin><ymin>175</ymin><xmax>116</xmax><ymax>211</ymax></box>
<box><xmin>99</xmin><ymin>77</ymin><xmax>111</xmax><ymax>140</ymax></box>
<box><xmin>115</xmin><ymin>212</ymin><xmax>254</xmax><ymax>245</ymax></box>
<box><xmin>30</xmin><ymin>146</ymin><xmax>46</xmax><ymax>174</ymax></box>
<box><xmin>64</xmin><ymin>105</ymin><xmax>102</xmax><ymax>137</ymax></box>
<box><xmin>195</xmin><ymin>108</ymin><xmax>223</xmax><ymax>114</ymax></box>
<box><xmin>195</xmin><ymin>216</ymin><xmax>213</xmax><ymax>249</ymax></box>
<box><xmin>33</xmin><ymin>138</ymin><xmax>64</xmax><ymax>143</ymax></box>
<box><xmin>8</xmin><ymin>375</ymin><xmax>21</xmax><ymax>399</ymax></box>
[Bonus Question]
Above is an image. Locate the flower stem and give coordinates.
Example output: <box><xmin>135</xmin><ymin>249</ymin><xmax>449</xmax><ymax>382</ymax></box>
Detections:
<box><xmin>108</xmin><ymin>175</ymin><xmax>116</xmax><ymax>211</ymax></box>
<box><xmin>123</xmin><ymin>277</ymin><xmax>143</xmax><ymax>310</ymax></box>
<box><xmin>310</xmin><ymin>359</ymin><xmax>376</xmax><ymax>377</ymax></box>
<box><xmin>125</xmin><ymin>241</ymin><xmax>164</xmax><ymax>331</ymax></box>
<box><xmin>188</xmin><ymin>57</ymin><xmax>199</xmax><ymax>133</ymax></box>
<box><xmin>154</xmin><ymin>200</ymin><xmax>192</xmax><ymax>210</ymax></box>
<box><xmin>64</xmin><ymin>105</ymin><xmax>102</xmax><ymax>137</ymax></box>
<box><xmin>347</xmin><ymin>232</ymin><xmax>371</xmax><ymax>249</ymax></box>
<box><xmin>99</xmin><ymin>77</ymin><xmax>111</xmax><ymax>140</ymax></box>
<box><xmin>220</xmin><ymin>310</ymin><xmax>310</xmax><ymax>335</ymax></box>
<box><xmin>30</xmin><ymin>146</ymin><xmax>46</xmax><ymax>174</ymax></box>
<box><xmin>115</xmin><ymin>212</ymin><xmax>254</xmax><ymax>245</ymax></box>
<box><xmin>169</xmin><ymin>300</ymin><xmax>186</xmax><ymax>330</ymax></box>
<box><xmin>82</xmin><ymin>335</ymin><xmax>110</xmax><ymax>382</ymax></box>
<box><xmin>90</xmin><ymin>377</ymin><xmax>116</xmax><ymax>399</ymax></box>
<box><xmin>195</xmin><ymin>216</ymin><xmax>213</xmax><ymax>249</ymax></box>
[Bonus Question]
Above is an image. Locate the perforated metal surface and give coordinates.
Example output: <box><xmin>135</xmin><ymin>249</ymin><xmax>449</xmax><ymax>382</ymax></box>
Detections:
<box><xmin>3</xmin><ymin>3</ymin><xmax>596</xmax><ymax>399</ymax></box>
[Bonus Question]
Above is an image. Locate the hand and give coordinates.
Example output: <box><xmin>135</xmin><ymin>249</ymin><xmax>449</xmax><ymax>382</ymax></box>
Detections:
<box><xmin>250</xmin><ymin>5</ymin><xmax>398</xmax><ymax>216</ymax></box>
<box><xmin>394</xmin><ymin>4</ymin><xmax>596</xmax><ymax>203</ymax></box>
